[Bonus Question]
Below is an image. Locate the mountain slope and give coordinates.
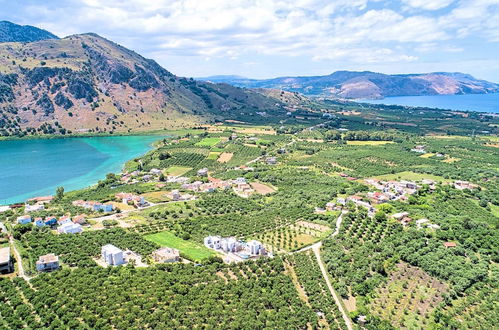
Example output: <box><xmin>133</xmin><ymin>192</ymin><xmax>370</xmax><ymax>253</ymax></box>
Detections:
<box><xmin>201</xmin><ymin>71</ymin><xmax>499</xmax><ymax>99</ymax></box>
<box><xmin>0</xmin><ymin>33</ymin><xmax>285</xmax><ymax>136</ymax></box>
<box><xmin>0</xmin><ymin>21</ymin><xmax>59</xmax><ymax>43</ymax></box>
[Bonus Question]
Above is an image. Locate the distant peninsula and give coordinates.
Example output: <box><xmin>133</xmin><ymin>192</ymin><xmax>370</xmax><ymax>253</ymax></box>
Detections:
<box><xmin>200</xmin><ymin>71</ymin><xmax>499</xmax><ymax>99</ymax></box>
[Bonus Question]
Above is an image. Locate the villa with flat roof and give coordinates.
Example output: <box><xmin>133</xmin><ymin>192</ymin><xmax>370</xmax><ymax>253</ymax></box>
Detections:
<box><xmin>36</xmin><ymin>254</ymin><xmax>59</xmax><ymax>272</ymax></box>
<box><xmin>0</xmin><ymin>247</ymin><xmax>13</xmax><ymax>274</ymax></box>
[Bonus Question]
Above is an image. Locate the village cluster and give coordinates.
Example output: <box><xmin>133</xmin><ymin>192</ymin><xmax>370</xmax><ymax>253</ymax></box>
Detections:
<box><xmin>117</xmin><ymin>166</ymin><xmax>268</xmax><ymax>199</ymax></box>
<box><xmin>182</xmin><ymin>175</ymin><xmax>257</xmax><ymax>198</ymax></box>
<box><xmin>317</xmin><ymin>177</ymin><xmax>464</xmax><ymax>229</ymax></box>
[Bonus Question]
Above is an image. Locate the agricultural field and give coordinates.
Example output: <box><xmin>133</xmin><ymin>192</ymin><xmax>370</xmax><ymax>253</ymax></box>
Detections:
<box><xmin>346</xmin><ymin>140</ymin><xmax>395</xmax><ymax>146</ymax></box>
<box><xmin>140</xmin><ymin>190</ymin><xmax>173</xmax><ymax>203</ymax></box>
<box><xmin>195</xmin><ymin>137</ymin><xmax>222</xmax><ymax>147</ymax></box>
<box><xmin>373</xmin><ymin>171</ymin><xmax>449</xmax><ymax>182</ymax></box>
<box><xmin>217</xmin><ymin>152</ymin><xmax>233</xmax><ymax>163</ymax></box>
<box><xmin>369</xmin><ymin>262</ymin><xmax>448</xmax><ymax>329</ymax></box>
<box><xmin>207</xmin><ymin>151</ymin><xmax>221</xmax><ymax>160</ymax></box>
<box><xmin>436</xmin><ymin>282</ymin><xmax>499</xmax><ymax>329</ymax></box>
<box><xmin>144</xmin><ymin>231</ymin><xmax>215</xmax><ymax>262</ymax></box>
<box><xmin>164</xmin><ymin>166</ymin><xmax>192</xmax><ymax>176</ymax></box>
<box><xmin>0</xmin><ymin>259</ymin><xmax>319</xmax><ymax>329</ymax></box>
<box><xmin>254</xmin><ymin>221</ymin><xmax>332</xmax><ymax>252</ymax></box>
<box><xmin>286</xmin><ymin>252</ymin><xmax>348</xmax><ymax>329</ymax></box>
<box><xmin>250</xmin><ymin>182</ymin><xmax>276</xmax><ymax>195</ymax></box>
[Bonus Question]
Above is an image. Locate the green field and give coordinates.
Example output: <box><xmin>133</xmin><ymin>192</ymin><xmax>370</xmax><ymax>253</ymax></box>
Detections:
<box><xmin>207</xmin><ymin>151</ymin><xmax>221</xmax><ymax>160</ymax></box>
<box><xmin>346</xmin><ymin>141</ymin><xmax>395</xmax><ymax>146</ymax></box>
<box><xmin>195</xmin><ymin>137</ymin><xmax>222</xmax><ymax>147</ymax></box>
<box><xmin>374</xmin><ymin>171</ymin><xmax>449</xmax><ymax>182</ymax></box>
<box><xmin>165</xmin><ymin>166</ymin><xmax>192</xmax><ymax>176</ymax></box>
<box><xmin>144</xmin><ymin>231</ymin><xmax>216</xmax><ymax>261</ymax></box>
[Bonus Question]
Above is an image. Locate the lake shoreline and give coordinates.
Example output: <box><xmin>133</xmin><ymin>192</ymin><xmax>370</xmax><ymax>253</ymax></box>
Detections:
<box><xmin>0</xmin><ymin>128</ymin><xmax>202</xmax><ymax>141</ymax></box>
<box><xmin>0</xmin><ymin>135</ymin><xmax>167</xmax><ymax>205</ymax></box>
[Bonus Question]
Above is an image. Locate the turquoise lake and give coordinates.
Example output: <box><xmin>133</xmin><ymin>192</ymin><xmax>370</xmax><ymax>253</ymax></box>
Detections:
<box><xmin>0</xmin><ymin>135</ymin><xmax>162</xmax><ymax>205</ymax></box>
<box><xmin>360</xmin><ymin>93</ymin><xmax>499</xmax><ymax>113</ymax></box>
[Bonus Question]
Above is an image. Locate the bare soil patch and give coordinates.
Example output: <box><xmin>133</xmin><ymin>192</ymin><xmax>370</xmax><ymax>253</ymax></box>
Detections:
<box><xmin>217</xmin><ymin>152</ymin><xmax>234</xmax><ymax>163</ymax></box>
<box><xmin>250</xmin><ymin>182</ymin><xmax>276</xmax><ymax>195</ymax></box>
<box><xmin>295</xmin><ymin>220</ymin><xmax>330</xmax><ymax>232</ymax></box>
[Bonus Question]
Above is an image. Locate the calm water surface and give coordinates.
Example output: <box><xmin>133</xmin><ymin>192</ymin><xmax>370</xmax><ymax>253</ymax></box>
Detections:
<box><xmin>0</xmin><ymin>135</ymin><xmax>161</xmax><ymax>204</ymax></box>
<box><xmin>360</xmin><ymin>93</ymin><xmax>499</xmax><ymax>113</ymax></box>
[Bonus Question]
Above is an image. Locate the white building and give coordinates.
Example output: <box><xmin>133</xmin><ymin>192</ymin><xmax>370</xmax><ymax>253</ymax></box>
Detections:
<box><xmin>152</xmin><ymin>247</ymin><xmax>180</xmax><ymax>263</ymax></box>
<box><xmin>221</xmin><ymin>237</ymin><xmax>240</xmax><ymax>253</ymax></box>
<box><xmin>101</xmin><ymin>244</ymin><xmax>125</xmax><ymax>266</ymax></box>
<box><xmin>34</xmin><ymin>218</ymin><xmax>45</xmax><ymax>227</ymax></box>
<box><xmin>266</xmin><ymin>157</ymin><xmax>277</xmax><ymax>165</ymax></box>
<box><xmin>234</xmin><ymin>177</ymin><xmax>247</xmax><ymax>184</ymax></box>
<box><xmin>336</xmin><ymin>198</ymin><xmax>346</xmax><ymax>205</ymax></box>
<box><xmin>171</xmin><ymin>190</ymin><xmax>181</xmax><ymax>201</ymax></box>
<box><xmin>36</xmin><ymin>254</ymin><xmax>59</xmax><ymax>272</ymax></box>
<box><xmin>247</xmin><ymin>240</ymin><xmax>263</xmax><ymax>255</ymax></box>
<box><xmin>197</xmin><ymin>168</ymin><xmax>209</xmax><ymax>177</ymax></box>
<box><xmin>411</xmin><ymin>145</ymin><xmax>426</xmax><ymax>153</ymax></box>
<box><xmin>58</xmin><ymin>216</ymin><xmax>72</xmax><ymax>226</ymax></box>
<box><xmin>57</xmin><ymin>223</ymin><xmax>83</xmax><ymax>234</ymax></box>
<box><xmin>204</xmin><ymin>236</ymin><xmax>221</xmax><ymax>250</ymax></box>
<box><xmin>25</xmin><ymin>204</ymin><xmax>45</xmax><ymax>212</ymax></box>
<box><xmin>17</xmin><ymin>215</ymin><xmax>32</xmax><ymax>225</ymax></box>
<box><xmin>0</xmin><ymin>247</ymin><xmax>12</xmax><ymax>273</ymax></box>
<box><xmin>392</xmin><ymin>212</ymin><xmax>409</xmax><ymax>220</ymax></box>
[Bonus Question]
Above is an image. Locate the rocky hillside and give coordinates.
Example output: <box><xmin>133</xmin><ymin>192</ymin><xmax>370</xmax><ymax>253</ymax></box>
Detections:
<box><xmin>202</xmin><ymin>71</ymin><xmax>499</xmax><ymax>99</ymax></box>
<box><xmin>0</xmin><ymin>33</ymin><xmax>284</xmax><ymax>137</ymax></box>
<box><xmin>0</xmin><ymin>21</ymin><xmax>59</xmax><ymax>43</ymax></box>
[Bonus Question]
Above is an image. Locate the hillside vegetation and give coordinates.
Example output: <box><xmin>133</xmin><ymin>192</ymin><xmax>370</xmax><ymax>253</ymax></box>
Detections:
<box><xmin>0</xmin><ymin>21</ymin><xmax>58</xmax><ymax>43</ymax></box>
<box><xmin>0</xmin><ymin>33</ymin><xmax>287</xmax><ymax>137</ymax></box>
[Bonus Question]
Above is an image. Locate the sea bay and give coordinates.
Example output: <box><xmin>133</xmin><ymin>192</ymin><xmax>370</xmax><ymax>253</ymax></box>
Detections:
<box><xmin>360</xmin><ymin>93</ymin><xmax>499</xmax><ymax>113</ymax></box>
<box><xmin>0</xmin><ymin>135</ymin><xmax>162</xmax><ymax>205</ymax></box>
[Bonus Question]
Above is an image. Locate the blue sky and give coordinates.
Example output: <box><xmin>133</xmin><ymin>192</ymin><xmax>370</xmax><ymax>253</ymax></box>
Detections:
<box><xmin>2</xmin><ymin>0</ymin><xmax>499</xmax><ymax>81</ymax></box>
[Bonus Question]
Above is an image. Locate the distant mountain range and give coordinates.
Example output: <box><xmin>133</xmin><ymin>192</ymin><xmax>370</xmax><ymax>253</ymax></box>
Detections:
<box><xmin>0</xmin><ymin>22</ymin><xmax>290</xmax><ymax>136</ymax></box>
<box><xmin>0</xmin><ymin>21</ymin><xmax>59</xmax><ymax>43</ymax></box>
<box><xmin>200</xmin><ymin>71</ymin><xmax>499</xmax><ymax>99</ymax></box>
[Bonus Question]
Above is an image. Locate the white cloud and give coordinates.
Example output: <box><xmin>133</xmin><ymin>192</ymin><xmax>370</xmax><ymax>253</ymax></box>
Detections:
<box><xmin>402</xmin><ymin>0</ymin><xmax>455</xmax><ymax>10</ymax></box>
<box><xmin>4</xmin><ymin>0</ymin><xmax>499</xmax><ymax>77</ymax></box>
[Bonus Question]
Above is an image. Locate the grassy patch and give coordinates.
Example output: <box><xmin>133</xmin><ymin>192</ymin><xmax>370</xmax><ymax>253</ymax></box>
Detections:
<box><xmin>141</xmin><ymin>202</ymin><xmax>192</xmax><ymax>215</ymax></box>
<box><xmin>141</xmin><ymin>191</ymin><xmax>172</xmax><ymax>203</ymax></box>
<box><xmin>144</xmin><ymin>231</ymin><xmax>216</xmax><ymax>261</ymax></box>
<box><xmin>374</xmin><ymin>171</ymin><xmax>450</xmax><ymax>182</ymax></box>
<box><xmin>165</xmin><ymin>166</ymin><xmax>192</xmax><ymax>176</ymax></box>
<box><xmin>470</xmin><ymin>199</ymin><xmax>499</xmax><ymax>218</ymax></box>
<box><xmin>195</xmin><ymin>137</ymin><xmax>222</xmax><ymax>147</ymax></box>
<box><xmin>346</xmin><ymin>141</ymin><xmax>395</xmax><ymax>146</ymax></box>
<box><xmin>207</xmin><ymin>152</ymin><xmax>221</xmax><ymax>160</ymax></box>
<box><xmin>490</xmin><ymin>203</ymin><xmax>499</xmax><ymax>218</ymax></box>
